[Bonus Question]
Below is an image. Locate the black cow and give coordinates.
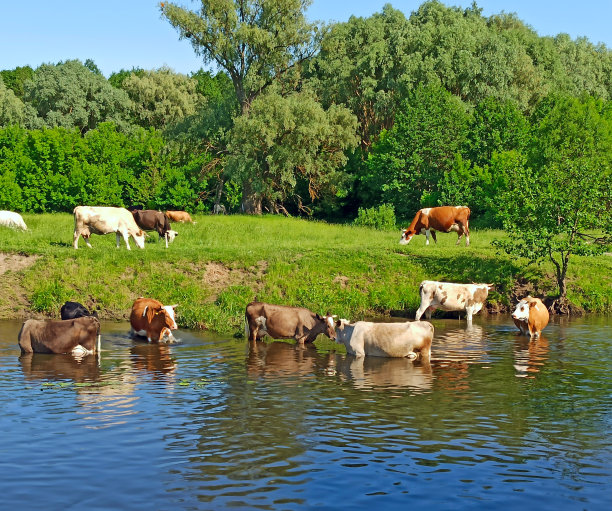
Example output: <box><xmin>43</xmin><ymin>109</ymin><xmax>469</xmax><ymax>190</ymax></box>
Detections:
<box><xmin>131</xmin><ymin>210</ymin><xmax>178</xmax><ymax>248</ymax></box>
<box><xmin>61</xmin><ymin>301</ymin><xmax>98</xmax><ymax>320</ymax></box>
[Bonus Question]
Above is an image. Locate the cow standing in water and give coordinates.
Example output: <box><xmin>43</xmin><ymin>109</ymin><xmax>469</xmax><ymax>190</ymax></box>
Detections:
<box><xmin>400</xmin><ymin>206</ymin><xmax>471</xmax><ymax>246</ymax></box>
<box><xmin>512</xmin><ymin>296</ymin><xmax>549</xmax><ymax>339</ymax></box>
<box><xmin>416</xmin><ymin>281</ymin><xmax>493</xmax><ymax>323</ymax></box>
<box><xmin>18</xmin><ymin>317</ymin><xmax>101</xmax><ymax>355</ymax></box>
<box><xmin>130</xmin><ymin>298</ymin><xmax>178</xmax><ymax>343</ymax></box>
<box><xmin>245</xmin><ymin>302</ymin><xmax>336</xmax><ymax>346</ymax></box>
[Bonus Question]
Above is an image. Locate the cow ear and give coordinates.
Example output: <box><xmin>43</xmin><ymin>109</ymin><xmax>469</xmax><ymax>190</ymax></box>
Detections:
<box><xmin>529</xmin><ymin>301</ymin><xmax>537</xmax><ymax>308</ymax></box>
<box><xmin>316</xmin><ymin>313</ymin><xmax>323</xmax><ymax>320</ymax></box>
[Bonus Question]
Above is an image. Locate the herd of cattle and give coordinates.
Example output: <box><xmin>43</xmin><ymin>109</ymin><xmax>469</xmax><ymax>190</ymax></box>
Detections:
<box><xmin>5</xmin><ymin>205</ymin><xmax>550</xmax><ymax>358</ymax></box>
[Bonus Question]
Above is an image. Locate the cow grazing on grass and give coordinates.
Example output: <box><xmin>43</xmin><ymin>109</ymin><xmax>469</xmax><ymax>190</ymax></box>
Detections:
<box><xmin>131</xmin><ymin>210</ymin><xmax>178</xmax><ymax>248</ymax></box>
<box><xmin>73</xmin><ymin>206</ymin><xmax>145</xmax><ymax>250</ymax></box>
<box><xmin>18</xmin><ymin>317</ymin><xmax>101</xmax><ymax>356</ymax></box>
<box><xmin>334</xmin><ymin>319</ymin><xmax>433</xmax><ymax>358</ymax></box>
<box><xmin>245</xmin><ymin>302</ymin><xmax>336</xmax><ymax>346</ymax></box>
<box><xmin>130</xmin><ymin>297</ymin><xmax>178</xmax><ymax>343</ymax></box>
<box><xmin>512</xmin><ymin>296</ymin><xmax>549</xmax><ymax>339</ymax></box>
<box><xmin>0</xmin><ymin>211</ymin><xmax>27</xmax><ymax>230</ymax></box>
<box><xmin>60</xmin><ymin>301</ymin><xmax>98</xmax><ymax>320</ymax></box>
<box><xmin>416</xmin><ymin>281</ymin><xmax>493</xmax><ymax>322</ymax></box>
<box><xmin>400</xmin><ymin>206</ymin><xmax>470</xmax><ymax>246</ymax></box>
<box><xmin>165</xmin><ymin>210</ymin><xmax>194</xmax><ymax>223</ymax></box>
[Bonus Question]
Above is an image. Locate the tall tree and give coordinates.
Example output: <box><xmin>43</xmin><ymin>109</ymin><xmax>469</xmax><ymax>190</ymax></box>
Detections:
<box><xmin>226</xmin><ymin>89</ymin><xmax>358</xmax><ymax>213</ymax></box>
<box><xmin>0</xmin><ymin>66</ymin><xmax>34</xmax><ymax>100</ymax></box>
<box><xmin>161</xmin><ymin>0</ymin><xmax>322</xmax><ymax>213</ymax></box>
<box><xmin>0</xmin><ymin>79</ymin><xmax>25</xmax><ymax>126</ymax></box>
<box><xmin>494</xmin><ymin>95</ymin><xmax>612</xmax><ymax>306</ymax></box>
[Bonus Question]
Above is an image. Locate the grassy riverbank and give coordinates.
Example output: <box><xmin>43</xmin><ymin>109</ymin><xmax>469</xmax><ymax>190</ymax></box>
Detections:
<box><xmin>1</xmin><ymin>214</ymin><xmax>610</xmax><ymax>334</ymax></box>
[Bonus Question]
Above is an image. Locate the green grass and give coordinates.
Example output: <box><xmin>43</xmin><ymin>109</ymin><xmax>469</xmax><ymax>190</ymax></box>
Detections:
<box><xmin>1</xmin><ymin>214</ymin><xmax>610</xmax><ymax>334</ymax></box>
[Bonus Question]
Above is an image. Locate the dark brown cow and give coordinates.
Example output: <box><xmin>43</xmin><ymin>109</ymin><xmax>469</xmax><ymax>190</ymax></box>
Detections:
<box><xmin>131</xmin><ymin>210</ymin><xmax>178</xmax><ymax>248</ymax></box>
<box><xmin>18</xmin><ymin>317</ymin><xmax>101</xmax><ymax>355</ymax></box>
<box><xmin>400</xmin><ymin>206</ymin><xmax>470</xmax><ymax>246</ymax></box>
<box><xmin>245</xmin><ymin>302</ymin><xmax>336</xmax><ymax>346</ymax></box>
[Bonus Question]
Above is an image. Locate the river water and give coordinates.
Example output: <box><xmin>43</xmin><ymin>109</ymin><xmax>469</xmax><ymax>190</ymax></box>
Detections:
<box><xmin>0</xmin><ymin>315</ymin><xmax>610</xmax><ymax>510</ymax></box>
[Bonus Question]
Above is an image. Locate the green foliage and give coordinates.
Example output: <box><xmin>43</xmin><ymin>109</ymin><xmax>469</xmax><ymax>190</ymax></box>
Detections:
<box><xmin>23</xmin><ymin>60</ymin><xmax>132</xmax><ymax>134</ymax></box>
<box><xmin>0</xmin><ymin>66</ymin><xmax>34</xmax><ymax>99</ymax></box>
<box><xmin>0</xmin><ymin>79</ymin><xmax>25</xmax><ymax>126</ymax></box>
<box><xmin>353</xmin><ymin>204</ymin><xmax>396</xmax><ymax>230</ymax></box>
<box><xmin>108</xmin><ymin>68</ymin><xmax>145</xmax><ymax>89</ymax></box>
<box><xmin>226</xmin><ymin>89</ymin><xmax>358</xmax><ymax>210</ymax></box>
<box><xmin>121</xmin><ymin>67</ymin><xmax>203</xmax><ymax>129</ymax></box>
<box><xmin>363</xmin><ymin>84</ymin><xmax>469</xmax><ymax>217</ymax></box>
<box><xmin>493</xmin><ymin>95</ymin><xmax>612</xmax><ymax>297</ymax></box>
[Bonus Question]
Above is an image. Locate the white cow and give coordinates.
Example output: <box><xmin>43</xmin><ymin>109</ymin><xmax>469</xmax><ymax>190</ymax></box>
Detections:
<box><xmin>0</xmin><ymin>211</ymin><xmax>27</xmax><ymax>230</ymax></box>
<box><xmin>73</xmin><ymin>206</ymin><xmax>146</xmax><ymax>250</ymax></box>
<box><xmin>416</xmin><ymin>280</ymin><xmax>493</xmax><ymax>322</ymax></box>
<box><xmin>334</xmin><ymin>319</ymin><xmax>434</xmax><ymax>358</ymax></box>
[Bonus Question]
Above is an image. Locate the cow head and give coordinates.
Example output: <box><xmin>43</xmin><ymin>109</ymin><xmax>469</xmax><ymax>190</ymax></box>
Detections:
<box><xmin>166</xmin><ymin>230</ymin><xmax>178</xmax><ymax>243</ymax></box>
<box><xmin>399</xmin><ymin>228</ymin><xmax>415</xmax><ymax>245</ymax></box>
<box><xmin>133</xmin><ymin>229</ymin><xmax>146</xmax><ymax>249</ymax></box>
<box><xmin>317</xmin><ymin>312</ymin><xmax>337</xmax><ymax>340</ymax></box>
<box><xmin>512</xmin><ymin>296</ymin><xmax>535</xmax><ymax>321</ymax></box>
<box><xmin>334</xmin><ymin>318</ymin><xmax>353</xmax><ymax>344</ymax></box>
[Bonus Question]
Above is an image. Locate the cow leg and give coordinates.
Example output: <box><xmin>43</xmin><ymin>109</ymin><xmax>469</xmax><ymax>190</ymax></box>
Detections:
<box><xmin>455</xmin><ymin>230</ymin><xmax>464</xmax><ymax>245</ymax></box>
<box><xmin>165</xmin><ymin>232</ymin><xmax>169</xmax><ymax>249</ymax></box>
<box><xmin>73</xmin><ymin>230</ymin><xmax>80</xmax><ymax>249</ymax></box>
<box><xmin>119</xmin><ymin>231</ymin><xmax>131</xmax><ymax>250</ymax></box>
<box><xmin>465</xmin><ymin>308</ymin><xmax>474</xmax><ymax>323</ymax></box>
<box><xmin>430</xmin><ymin>231</ymin><xmax>437</xmax><ymax>244</ymax></box>
<box><xmin>425</xmin><ymin>230</ymin><xmax>431</xmax><ymax>245</ymax></box>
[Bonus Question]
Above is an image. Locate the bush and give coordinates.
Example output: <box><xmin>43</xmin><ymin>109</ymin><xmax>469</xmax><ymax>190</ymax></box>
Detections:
<box><xmin>353</xmin><ymin>203</ymin><xmax>396</xmax><ymax>230</ymax></box>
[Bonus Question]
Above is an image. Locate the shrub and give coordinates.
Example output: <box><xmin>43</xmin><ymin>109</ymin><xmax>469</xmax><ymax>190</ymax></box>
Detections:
<box><xmin>353</xmin><ymin>203</ymin><xmax>396</xmax><ymax>230</ymax></box>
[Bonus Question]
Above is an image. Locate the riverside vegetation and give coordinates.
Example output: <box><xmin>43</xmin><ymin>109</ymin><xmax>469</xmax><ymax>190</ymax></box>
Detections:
<box><xmin>0</xmin><ymin>214</ymin><xmax>610</xmax><ymax>337</ymax></box>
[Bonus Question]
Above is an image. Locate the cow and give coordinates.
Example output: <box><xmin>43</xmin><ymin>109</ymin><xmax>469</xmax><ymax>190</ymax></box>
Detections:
<box><xmin>130</xmin><ymin>297</ymin><xmax>178</xmax><ymax>343</ymax></box>
<box><xmin>416</xmin><ymin>280</ymin><xmax>493</xmax><ymax>322</ymax></box>
<box><xmin>245</xmin><ymin>302</ymin><xmax>336</xmax><ymax>346</ymax></box>
<box><xmin>400</xmin><ymin>206</ymin><xmax>470</xmax><ymax>246</ymax></box>
<box><xmin>131</xmin><ymin>210</ymin><xmax>178</xmax><ymax>248</ymax></box>
<box><xmin>73</xmin><ymin>206</ymin><xmax>146</xmax><ymax>250</ymax></box>
<box><xmin>165</xmin><ymin>210</ymin><xmax>194</xmax><ymax>223</ymax></box>
<box><xmin>60</xmin><ymin>301</ymin><xmax>98</xmax><ymax>320</ymax></box>
<box><xmin>334</xmin><ymin>319</ymin><xmax>433</xmax><ymax>358</ymax></box>
<box><xmin>0</xmin><ymin>211</ymin><xmax>27</xmax><ymax>230</ymax></box>
<box><xmin>18</xmin><ymin>316</ymin><xmax>101</xmax><ymax>356</ymax></box>
<box><xmin>512</xmin><ymin>296</ymin><xmax>550</xmax><ymax>339</ymax></box>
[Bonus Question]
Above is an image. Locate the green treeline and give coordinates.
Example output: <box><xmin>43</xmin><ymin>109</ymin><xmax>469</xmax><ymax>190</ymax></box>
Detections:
<box><xmin>1</xmin><ymin>0</ymin><xmax>611</xmax><ymax>222</ymax></box>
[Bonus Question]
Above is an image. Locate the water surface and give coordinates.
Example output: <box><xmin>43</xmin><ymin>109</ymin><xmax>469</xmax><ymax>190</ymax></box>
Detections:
<box><xmin>1</xmin><ymin>315</ymin><xmax>610</xmax><ymax>510</ymax></box>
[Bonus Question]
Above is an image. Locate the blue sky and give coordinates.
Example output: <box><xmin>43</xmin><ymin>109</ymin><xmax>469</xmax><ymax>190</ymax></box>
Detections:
<box><xmin>1</xmin><ymin>1</ymin><xmax>611</xmax><ymax>77</ymax></box>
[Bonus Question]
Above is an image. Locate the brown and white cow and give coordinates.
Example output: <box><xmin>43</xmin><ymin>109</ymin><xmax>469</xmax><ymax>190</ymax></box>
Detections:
<box><xmin>165</xmin><ymin>210</ymin><xmax>194</xmax><ymax>223</ymax></box>
<box><xmin>18</xmin><ymin>316</ymin><xmax>101</xmax><ymax>356</ymax></box>
<box><xmin>73</xmin><ymin>206</ymin><xmax>146</xmax><ymax>250</ymax></box>
<box><xmin>131</xmin><ymin>210</ymin><xmax>178</xmax><ymax>248</ymax></box>
<box><xmin>416</xmin><ymin>280</ymin><xmax>492</xmax><ymax>322</ymax></box>
<box><xmin>512</xmin><ymin>296</ymin><xmax>549</xmax><ymax>339</ymax></box>
<box><xmin>400</xmin><ymin>206</ymin><xmax>470</xmax><ymax>246</ymax></box>
<box><xmin>334</xmin><ymin>319</ymin><xmax>433</xmax><ymax>358</ymax></box>
<box><xmin>245</xmin><ymin>302</ymin><xmax>336</xmax><ymax>346</ymax></box>
<box><xmin>130</xmin><ymin>297</ymin><xmax>178</xmax><ymax>343</ymax></box>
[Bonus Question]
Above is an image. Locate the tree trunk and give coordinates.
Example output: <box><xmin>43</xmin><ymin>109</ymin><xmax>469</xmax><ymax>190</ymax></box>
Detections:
<box><xmin>241</xmin><ymin>180</ymin><xmax>262</xmax><ymax>215</ymax></box>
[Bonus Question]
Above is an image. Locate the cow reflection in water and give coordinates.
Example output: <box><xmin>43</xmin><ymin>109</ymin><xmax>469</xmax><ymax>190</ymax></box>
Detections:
<box><xmin>432</xmin><ymin>323</ymin><xmax>489</xmax><ymax>363</ymax></box>
<box><xmin>336</xmin><ymin>355</ymin><xmax>433</xmax><ymax>392</ymax></box>
<box><xmin>19</xmin><ymin>352</ymin><xmax>102</xmax><ymax>383</ymax></box>
<box><xmin>513</xmin><ymin>337</ymin><xmax>549</xmax><ymax>378</ymax></box>
<box><xmin>247</xmin><ymin>341</ymin><xmax>333</xmax><ymax>378</ymax></box>
<box><xmin>130</xmin><ymin>343</ymin><xmax>176</xmax><ymax>376</ymax></box>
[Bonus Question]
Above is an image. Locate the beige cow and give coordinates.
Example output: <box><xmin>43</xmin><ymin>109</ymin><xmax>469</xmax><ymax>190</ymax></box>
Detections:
<box><xmin>73</xmin><ymin>206</ymin><xmax>145</xmax><ymax>250</ymax></box>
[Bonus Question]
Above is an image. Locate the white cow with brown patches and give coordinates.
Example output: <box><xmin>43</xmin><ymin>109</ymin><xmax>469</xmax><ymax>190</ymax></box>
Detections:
<box><xmin>416</xmin><ymin>280</ymin><xmax>493</xmax><ymax>322</ymax></box>
<box><xmin>512</xmin><ymin>296</ymin><xmax>549</xmax><ymax>339</ymax></box>
<box><xmin>73</xmin><ymin>206</ymin><xmax>146</xmax><ymax>250</ymax></box>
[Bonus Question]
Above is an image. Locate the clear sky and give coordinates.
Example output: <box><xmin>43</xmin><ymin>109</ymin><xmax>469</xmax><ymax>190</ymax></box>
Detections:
<box><xmin>1</xmin><ymin>1</ymin><xmax>610</xmax><ymax>78</ymax></box>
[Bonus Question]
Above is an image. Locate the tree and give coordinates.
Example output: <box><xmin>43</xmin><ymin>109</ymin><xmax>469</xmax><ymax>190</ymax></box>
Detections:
<box><xmin>0</xmin><ymin>66</ymin><xmax>34</xmax><ymax>100</ymax></box>
<box><xmin>307</xmin><ymin>5</ymin><xmax>411</xmax><ymax>151</ymax></box>
<box><xmin>161</xmin><ymin>0</ymin><xmax>322</xmax><ymax>213</ymax></box>
<box><xmin>494</xmin><ymin>95</ymin><xmax>612</xmax><ymax>307</ymax></box>
<box><xmin>108</xmin><ymin>67</ymin><xmax>145</xmax><ymax>89</ymax></box>
<box><xmin>23</xmin><ymin>60</ymin><xmax>132</xmax><ymax>134</ymax></box>
<box><xmin>362</xmin><ymin>84</ymin><xmax>469</xmax><ymax>217</ymax></box>
<box><xmin>225</xmin><ymin>89</ymin><xmax>358</xmax><ymax>213</ymax></box>
<box><xmin>0</xmin><ymin>79</ymin><xmax>25</xmax><ymax>126</ymax></box>
<box><xmin>121</xmin><ymin>67</ymin><xmax>203</xmax><ymax>130</ymax></box>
